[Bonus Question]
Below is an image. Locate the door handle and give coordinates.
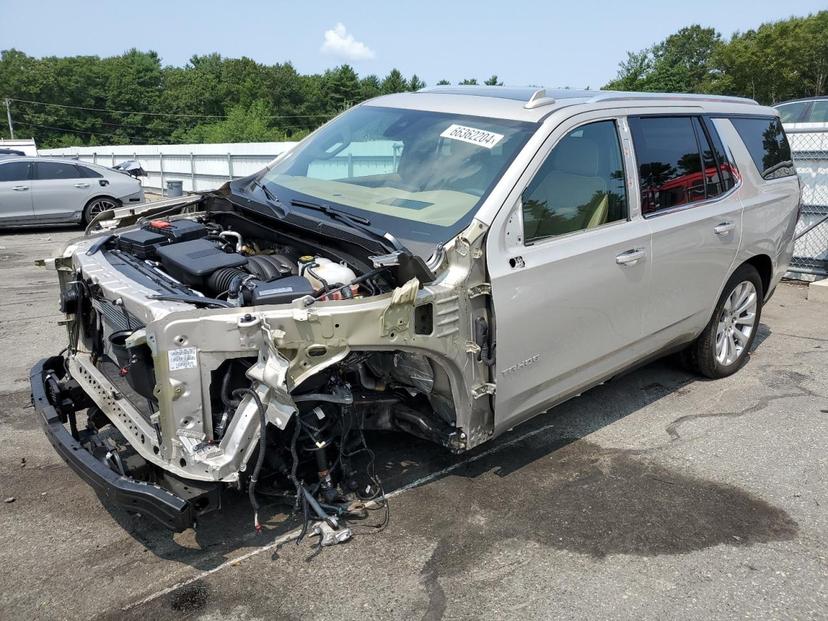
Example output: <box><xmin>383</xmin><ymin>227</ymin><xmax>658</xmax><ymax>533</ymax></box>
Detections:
<box><xmin>12</xmin><ymin>185</ymin><xmax>28</xmax><ymax>191</ymax></box>
<box><xmin>616</xmin><ymin>248</ymin><xmax>646</xmax><ymax>266</ymax></box>
<box><xmin>74</xmin><ymin>183</ymin><xmax>90</xmax><ymax>189</ymax></box>
<box><xmin>714</xmin><ymin>221</ymin><xmax>736</xmax><ymax>235</ymax></box>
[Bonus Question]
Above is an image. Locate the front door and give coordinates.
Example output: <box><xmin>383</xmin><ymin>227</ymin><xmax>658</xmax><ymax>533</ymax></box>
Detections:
<box><xmin>488</xmin><ymin>117</ymin><xmax>651</xmax><ymax>433</ymax></box>
<box><xmin>0</xmin><ymin>160</ymin><xmax>34</xmax><ymax>223</ymax></box>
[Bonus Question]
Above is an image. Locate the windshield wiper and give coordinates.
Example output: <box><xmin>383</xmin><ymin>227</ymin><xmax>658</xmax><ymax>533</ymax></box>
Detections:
<box><xmin>289</xmin><ymin>198</ymin><xmax>404</xmax><ymax>252</ymax></box>
<box><xmin>290</xmin><ymin>198</ymin><xmax>371</xmax><ymax>225</ymax></box>
<box><xmin>250</xmin><ymin>179</ymin><xmax>287</xmax><ymax>215</ymax></box>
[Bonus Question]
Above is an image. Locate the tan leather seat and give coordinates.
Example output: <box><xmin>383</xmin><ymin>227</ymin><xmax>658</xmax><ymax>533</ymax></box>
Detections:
<box><xmin>524</xmin><ymin>136</ymin><xmax>609</xmax><ymax>239</ymax></box>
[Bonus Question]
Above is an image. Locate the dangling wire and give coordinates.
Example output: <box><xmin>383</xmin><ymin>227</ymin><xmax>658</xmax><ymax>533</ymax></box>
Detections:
<box><xmin>232</xmin><ymin>388</ymin><xmax>267</xmax><ymax>533</ymax></box>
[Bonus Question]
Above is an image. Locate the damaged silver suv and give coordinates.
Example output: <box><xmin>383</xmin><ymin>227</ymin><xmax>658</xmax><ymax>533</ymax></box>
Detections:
<box><xmin>31</xmin><ymin>87</ymin><xmax>800</xmax><ymax>538</ymax></box>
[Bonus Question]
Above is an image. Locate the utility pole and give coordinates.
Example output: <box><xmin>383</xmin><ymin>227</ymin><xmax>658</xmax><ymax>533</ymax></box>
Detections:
<box><xmin>4</xmin><ymin>98</ymin><xmax>14</xmax><ymax>140</ymax></box>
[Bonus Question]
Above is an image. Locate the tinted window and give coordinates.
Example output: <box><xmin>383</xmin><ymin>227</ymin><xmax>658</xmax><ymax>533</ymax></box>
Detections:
<box><xmin>805</xmin><ymin>100</ymin><xmax>828</xmax><ymax>123</ymax></box>
<box><xmin>77</xmin><ymin>165</ymin><xmax>103</xmax><ymax>178</ymax></box>
<box><xmin>730</xmin><ymin>117</ymin><xmax>795</xmax><ymax>180</ymax></box>
<box><xmin>522</xmin><ymin>120</ymin><xmax>627</xmax><ymax>242</ymax></box>
<box><xmin>0</xmin><ymin>161</ymin><xmax>31</xmax><ymax>182</ymax></box>
<box><xmin>693</xmin><ymin>117</ymin><xmax>724</xmax><ymax>200</ymax></box>
<box><xmin>629</xmin><ymin>116</ymin><xmax>705</xmax><ymax>215</ymax></box>
<box><xmin>35</xmin><ymin>161</ymin><xmax>82</xmax><ymax>180</ymax></box>
<box><xmin>776</xmin><ymin>102</ymin><xmax>809</xmax><ymax>123</ymax></box>
<box><xmin>702</xmin><ymin>118</ymin><xmax>737</xmax><ymax>193</ymax></box>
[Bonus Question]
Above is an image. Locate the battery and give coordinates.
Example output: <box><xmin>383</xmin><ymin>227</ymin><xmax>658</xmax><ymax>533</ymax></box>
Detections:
<box><xmin>144</xmin><ymin>219</ymin><xmax>207</xmax><ymax>242</ymax></box>
<box><xmin>116</xmin><ymin>229</ymin><xmax>168</xmax><ymax>259</ymax></box>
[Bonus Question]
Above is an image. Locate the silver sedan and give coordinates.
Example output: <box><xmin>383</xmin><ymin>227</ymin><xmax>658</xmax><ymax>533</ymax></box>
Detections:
<box><xmin>0</xmin><ymin>157</ymin><xmax>145</xmax><ymax>227</ymax></box>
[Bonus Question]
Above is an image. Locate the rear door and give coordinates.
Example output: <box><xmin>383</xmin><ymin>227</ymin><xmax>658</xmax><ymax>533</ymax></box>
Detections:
<box><xmin>629</xmin><ymin>115</ymin><xmax>743</xmax><ymax>346</ymax></box>
<box><xmin>31</xmin><ymin>161</ymin><xmax>93</xmax><ymax>222</ymax></box>
<box><xmin>487</xmin><ymin>115</ymin><xmax>651</xmax><ymax>433</ymax></box>
<box><xmin>0</xmin><ymin>160</ymin><xmax>34</xmax><ymax>223</ymax></box>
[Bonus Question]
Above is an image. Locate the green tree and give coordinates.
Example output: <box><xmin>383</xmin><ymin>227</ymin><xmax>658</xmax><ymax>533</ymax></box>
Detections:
<box><xmin>459</xmin><ymin>78</ymin><xmax>478</xmax><ymax>85</ymax></box>
<box><xmin>359</xmin><ymin>74</ymin><xmax>382</xmax><ymax>100</ymax></box>
<box><xmin>185</xmin><ymin>100</ymin><xmax>282</xmax><ymax>143</ymax></box>
<box><xmin>323</xmin><ymin>64</ymin><xmax>361</xmax><ymax>111</ymax></box>
<box><xmin>436</xmin><ymin>79</ymin><xmax>450</xmax><ymax>85</ymax></box>
<box><xmin>604</xmin><ymin>50</ymin><xmax>653</xmax><ymax>91</ymax></box>
<box><xmin>605</xmin><ymin>26</ymin><xmax>721</xmax><ymax>93</ymax></box>
<box><xmin>381</xmin><ymin>68</ymin><xmax>408</xmax><ymax>94</ymax></box>
<box><xmin>484</xmin><ymin>75</ymin><xmax>503</xmax><ymax>86</ymax></box>
<box><xmin>407</xmin><ymin>74</ymin><xmax>426</xmax><ymax>91</ymax></box>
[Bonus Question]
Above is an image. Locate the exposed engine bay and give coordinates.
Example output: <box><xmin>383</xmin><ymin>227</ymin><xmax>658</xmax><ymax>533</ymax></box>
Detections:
<box><xmin>36</xmin><ymin>190</ymin><xmax>496</xmax><ymax>543</ymax></box>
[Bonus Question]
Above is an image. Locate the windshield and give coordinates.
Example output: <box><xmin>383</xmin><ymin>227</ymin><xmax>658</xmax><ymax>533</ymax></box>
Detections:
<box><xmin>261</xmin><ymin>105</ymin><xmax>536</xmax><ymax>254</ymax></box>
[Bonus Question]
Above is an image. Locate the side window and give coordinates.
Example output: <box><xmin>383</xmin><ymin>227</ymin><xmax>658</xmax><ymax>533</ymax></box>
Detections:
<box><xmin>0</xmin><ymin>161</ymin><xmax>31</xmax><ymax>182</ymax></box>
<box><xmin>35</xmin><ymin>161</ymin><xmax>82</xmax><ymax>180</ymax></box>
<box><xmin>730</xmin><ymin>117</ymin><xmax>796</xmax><ymax>180</ymax></box>
<box><xmin>522</xmin><ymin>120</ymin><xmax>628</xmax><ymax>242</ymax></box>
<box><xmin>694</xmin><ymin>117</ymin><xmax>724</xmax><ymax>200</ymax></box>
<box><xmin>776</xmin><ymin>102</ymin><xmax>809</xmax><ymax>123</ymax></box>
<box><xmin>77</xmin><ymin>165</ymin><xmax>103</xmax><ymax>179</ymax></box>
<box><xmin>804</xmin><ymin>100</ymin><xmax>828</xmax><ymax>123</ymax></box>
<box><xmin>702</xmin><ymin>117</ymin><xmax>737</xmax><ymax>193</ymax></box>
<box><xmin>629</xmin><ymin>116</ymin><xmax>706</xmax><ymax>215</ymax></box>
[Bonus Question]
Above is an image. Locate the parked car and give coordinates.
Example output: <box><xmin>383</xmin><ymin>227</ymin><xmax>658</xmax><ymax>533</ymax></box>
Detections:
<box><xmin>0</xmin><ymin>148</ymin><xmax>26</xmax><ymax>158</ymax></box>
<box><xmin>0</xmin><ymin>157</ymin><xmax>145</xmax><ymax>227</ymax></box>
<box><xmin>775</xmin><ymin>96</ymin><xmax>828</xmax><ymax>124</ymax></box>
<box><xmin>32</xmin><ymin>87</ymin><xmax>800</xmax><ymax>538</ymax></box>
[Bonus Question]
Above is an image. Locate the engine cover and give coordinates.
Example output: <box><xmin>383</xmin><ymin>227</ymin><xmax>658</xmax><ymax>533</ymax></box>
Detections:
<box><xmin>155</xmin><ymin>239</ymin><xmax>247</xmax><ymax>286</ymax></box>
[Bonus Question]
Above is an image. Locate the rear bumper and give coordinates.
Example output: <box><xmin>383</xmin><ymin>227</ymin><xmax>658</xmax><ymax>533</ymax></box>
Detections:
<box><xmin>120</xmin><ymin>188</ymin><xmax>145</xmax><ymax>204</ymax></box>
<box><xmin>30</xmin><ymin>356</ymin><xmax>195</xmax><ymax>532</ymax></box>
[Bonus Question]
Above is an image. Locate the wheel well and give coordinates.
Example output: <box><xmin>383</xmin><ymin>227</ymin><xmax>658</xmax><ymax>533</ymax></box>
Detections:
<box><xmin>85</xmin><ymin>195</ymin><xmax>118</xmax><ymax>208</ymax></box>
<box><xmin>744</xmin><ymin>254</ymin><xmax>773</xmax><ymax>297</ymax></box>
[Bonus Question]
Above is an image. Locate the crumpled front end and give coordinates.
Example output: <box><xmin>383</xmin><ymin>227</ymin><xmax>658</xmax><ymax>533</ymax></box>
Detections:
<box><xmin>33</xmin><ymin>197</ymin><xmax>496</xmax><ymax>535</ymax></box>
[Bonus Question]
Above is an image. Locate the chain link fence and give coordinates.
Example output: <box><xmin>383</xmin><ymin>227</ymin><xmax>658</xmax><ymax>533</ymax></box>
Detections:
<box><xmin>787</xmin><ymin>127</ymin><xmax>828</xmax><ymax>279</ymax></box>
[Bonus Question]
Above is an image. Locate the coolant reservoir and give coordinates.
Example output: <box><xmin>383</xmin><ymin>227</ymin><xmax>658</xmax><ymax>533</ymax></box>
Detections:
<box><xmin>299</xmin><ymin>257</ymin><xmax>357</xmax><ymax>291</ymax></box>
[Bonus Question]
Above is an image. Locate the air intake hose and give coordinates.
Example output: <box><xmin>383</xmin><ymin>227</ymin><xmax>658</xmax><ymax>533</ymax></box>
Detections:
<box><xmin>208</xmin><ymin>267</ymin><xmax>248</xmax><ymax>295</ymax></box>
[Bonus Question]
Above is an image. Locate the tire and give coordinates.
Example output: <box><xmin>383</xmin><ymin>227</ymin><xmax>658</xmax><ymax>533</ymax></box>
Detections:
<box><xmin>684</xmin><ymin>264</ymin><xmax>764</xmax><ymax>379</ymax></box>
<box><xmin>82</xmin><ymin>196</ymin><xmax>119</xmax><ymax>226</ymax></box>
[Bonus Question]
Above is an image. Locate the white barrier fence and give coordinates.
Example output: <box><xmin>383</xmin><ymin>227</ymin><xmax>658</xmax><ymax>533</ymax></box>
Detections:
<box><xmin>38</xmin><ymin>142</ymin><xmax>298</xmax><ymax>193</ymax></box>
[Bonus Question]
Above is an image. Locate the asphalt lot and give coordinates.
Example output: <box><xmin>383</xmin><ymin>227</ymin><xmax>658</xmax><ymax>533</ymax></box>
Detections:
<box><xmin>0</xmin><ymin>226</ymin><xmax>826</xmax><ymax>620</ymax></box>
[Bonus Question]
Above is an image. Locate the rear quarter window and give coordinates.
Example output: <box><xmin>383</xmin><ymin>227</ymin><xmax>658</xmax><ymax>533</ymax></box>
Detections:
<box><xmin>77</xmin><ymin>165</ymin><xmax>103</xmax><ymax>178</ymax></box>
<box><xmin>730</xmin><ymin>117</ymin><xmax>796</xmax><ymax>180</ymax></box>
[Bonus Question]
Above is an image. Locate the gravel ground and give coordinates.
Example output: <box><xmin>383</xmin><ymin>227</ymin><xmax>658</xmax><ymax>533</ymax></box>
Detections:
<box><xmin>0</xmin><ymin>226</ymin><xmax>825</xmax><ymax>620</ymax></box>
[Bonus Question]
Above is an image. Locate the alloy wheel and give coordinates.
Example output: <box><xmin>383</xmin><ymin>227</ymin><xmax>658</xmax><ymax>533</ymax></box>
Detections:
<box><xmin>87</xmin><ymin>198</ymin><xmax>117</xmax><ymax>218</ymax></box>
<box><xmin>715</xmin><ymin>280</ymin><xmax>758</xmax><ymax>366</ymax></box>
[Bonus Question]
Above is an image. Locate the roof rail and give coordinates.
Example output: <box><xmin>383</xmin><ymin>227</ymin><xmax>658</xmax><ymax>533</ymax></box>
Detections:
<box><xmin>586</xmin><ymin>92</ymin><xmax>759</xmax><ymax>106</ymax></box>
<box><xmin>417</xmin><ymin>85</ymin><xmax>558</xmax><ymax>108</ymax></box>
<box><xmin>415</xmin><ymin>86</ymin><xmax>759</xmax><ymax>109</ymax></box>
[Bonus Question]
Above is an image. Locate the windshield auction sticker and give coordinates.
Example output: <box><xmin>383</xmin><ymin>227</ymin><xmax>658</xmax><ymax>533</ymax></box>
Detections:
<box><xmin>440</xmin><ymin>124</ymin><xmax>504</xmax><ymax>149</ymax></box>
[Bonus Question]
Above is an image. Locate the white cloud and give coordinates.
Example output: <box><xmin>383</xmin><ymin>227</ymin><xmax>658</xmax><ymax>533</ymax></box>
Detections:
<box><xmin>320</xmin><ymin>23</ymin><xmax>376</xmax><ymax>61</ymax></box>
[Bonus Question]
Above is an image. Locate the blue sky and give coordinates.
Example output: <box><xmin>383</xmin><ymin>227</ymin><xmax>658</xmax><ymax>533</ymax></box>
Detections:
<box><xmin>0</xmin><ymin>0</ymin><xmax>825</xmax><ymax>88</ymax></box>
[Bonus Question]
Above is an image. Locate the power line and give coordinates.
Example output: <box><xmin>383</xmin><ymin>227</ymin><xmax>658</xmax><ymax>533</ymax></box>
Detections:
<box><xmin>14</xmin><ymin>118</ymin><xmax>316</xmax><ymax>138</ymax></box>
<box><xmin>13</xmin><ymin>120</ymin><xmax>123</xmax><ymax>139</ymax></box>
<box><xmin>8</xmin><ymin>97</ymin><xmax>334</xmax><ymax>120</ymax></box>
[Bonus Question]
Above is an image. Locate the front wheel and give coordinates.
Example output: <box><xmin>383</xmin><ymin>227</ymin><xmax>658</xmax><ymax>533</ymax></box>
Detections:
<box><xmin>684</xmin><ymin>264</ymin><xmax>763</xmax><ymax>379</ymax></box>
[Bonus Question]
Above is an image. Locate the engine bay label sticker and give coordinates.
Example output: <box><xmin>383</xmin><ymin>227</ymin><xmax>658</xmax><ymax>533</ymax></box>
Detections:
<box><xmin>440</xmin><ymin>124</ymin><xmax>504</xmax><ymax>149</ymax></box>
<box><xmin>168</xmin><ymin>347</ymin><xmax>197</xmax><ymax>371</ymax></box>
